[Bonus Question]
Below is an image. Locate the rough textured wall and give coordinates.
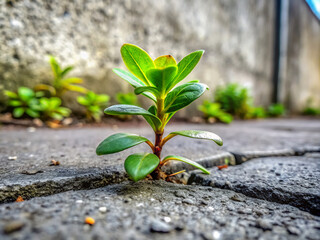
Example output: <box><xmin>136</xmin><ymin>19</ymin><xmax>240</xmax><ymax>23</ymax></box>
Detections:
<box><xmin>281</xmin><ymin>0</ymin><xmax>320</xmax><ymax>112</ymax></box>
<box><xmin>1</xmin><ymin>0</ymin><xmax>275</xmax><ymax>116</ymax></box>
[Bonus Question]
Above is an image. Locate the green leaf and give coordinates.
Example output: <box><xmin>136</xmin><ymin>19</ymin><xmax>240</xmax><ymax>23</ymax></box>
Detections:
<box><xmin>4</xmin><ymin>90</ymin><xmax>18</xmax><ymax>99</ymax></box>
<box><xmin>60</xmin><ymin>77</ymin><xmax>83</xmax><ymax>85</ymax></box>
<box><xmin>64</xmin><ymin>84</ymin><xmax>88</xmax><ymax>93</ymax></box>
<box><xmin>18</xmin><ymin>87</ymin><xmax>34</xmax><ymax>102</ymax></box>
<box><xmin>25</xmin><ymin>109</ymin><xmax>40</xmax><ymax>118</ymax></box>
<box><xmin>154</xmin><ymin>55</ymin><xmax>177</xmax><ymax>69</ymax></box>
<box><xmin>96</xmin><ymin>133</ymin><xmax>150</xmax><ymax>155</ymax></box>
<box><xmin>143</xmin><ymin>105</ymin><xmax>158</xmax><ymax>131</ymax></box>
<box><xmin>162</xmin><ymin>155</ymin><xmax>210</xmax><ymax>174</ymax></box>
<box><xmin>146</xmin><ymin>66</ymin><xmax>178</xmax><ymax>94</ymax></box>
<box><xmin>168</xmin><ymin>130</ymin><xmax>223</xmax><ymax>146</ymax></box>
<box><xmin>172</xmin><ymin>50</ymin><xmax>204</xmax><ymax>87</ymax></box>
<box><xmin>120</xmin><ymin>44</ymin><xmax>155</xmax><ymax>85</ymax></box>
<box><xmin>60</xmin><ymin>66</ymin><xmax>74</xmax><ymax>78</ymax></box>
<box><xmin>104</xmin><ymin>104</ymin><xmax>161</xmax><ymax>127</ymax></box>
<box><xmin>134</xmin><ymin>86</ymin><xmax>160</xmax><ymax>97</ymax></box>
<box><xmin>113</xmin><ymin>68</ymin><xmax>156</xmax><ymax>102</ymax></box>
<box><xmin>124</xmin><ymin>153</ymin><xmax>160</xmax><ymax>182</ymax></box>
<box><xmin>57</xmin><ymin>107</ymin><xmax>71</xmax><ymax>117</ymax></box>
<box><xmin>164</xmin><ymin>83</ymin><xmax>208</xmax><ymax>113</ymax></box>
<box><xmin>8</xmin><ymin>100</ymin><xmax>22</xmax><ymax>107</ymax></box>
<box><xmin>49</xmin><ymin>56</ymin><xmax>61</xmax><ymax>78</ymax></box>
<box><xmin>13</xmin><ymin>107</ymin><xmax>24</xmax><ymax>118</ymax></box>
<box><xmin>77</xmin><ymin>96</ymin><xmax>90</xmax><ymax>106</ymax></box>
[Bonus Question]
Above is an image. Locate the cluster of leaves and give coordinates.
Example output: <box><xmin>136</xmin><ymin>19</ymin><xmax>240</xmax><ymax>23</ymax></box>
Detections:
<box><xmin>96</xmin><ymin>44</ymin><xmax>223</xmax><ymax>182</ymax></box>
<box><xmin>198</xmin><ymin>101</ymin><xmax>233</xmax><ymax>123</ymax></box>
<box><xmin>35</xmin><ymin>56</ymin><xmax>87</xmax><ymax>97</ymax></box>
<box><xmin>302</xmin><ymin>99</ymin><xmax>320</xmax><ymax>116</ymax></box>
<box><xmin>5</xmin><ymin>87</ymin><xmax>71</xmax><ymax>120</ymax></box>
<box><xmin>77</xmin><ymin>91</ymin><xmax>110</xmax><ymax>122</ymax></box>
<box><xmin>199</xmin><ymin>83</ymin><xmax>286</xmax><ymax>123</ymax></box>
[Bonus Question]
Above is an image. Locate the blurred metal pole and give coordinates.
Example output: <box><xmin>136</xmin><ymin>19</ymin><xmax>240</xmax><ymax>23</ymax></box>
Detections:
<box><xmin>272</xmin><ymin>0</ymin><xmax>289</xmax><ymax>103</ymax></box>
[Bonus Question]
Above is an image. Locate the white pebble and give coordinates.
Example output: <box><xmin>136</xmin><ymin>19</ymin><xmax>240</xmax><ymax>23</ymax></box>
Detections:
<box><xmin>136</xmin><ymin>203</ymin><xmax>144</xmax><ymax>207</ymax></box>
<box><xmin>27</xmin><ymin>127</ymin><xmax>36</xmax><ymax>133</ymax></box>
<box><xmin>8</xmin><ymin>156</ymin><xmax>17</xmax><ymax>160</ymax></box>
<box><xmin>212</xmin><ymin>230</ymin><xmax>221</xmax><ymax>239</ymax></box>
<box><xmin>208</xmin><ymin>206</ymin><xmax>214</xmax><ymax>211</ymax></box>
<box><xmin>99</xmin><ymin>207</ymin><xmax>107</xmax><ymax>213</ymax></box>
<box><xmin>76</xmin><ymin>200</ymin><xmax>83</xmax><ymax>204</ymax></box>
<box><xmin>164</xmin><ymin>217</ymin><xmax>171</xmax><ymax>223</ymax></box>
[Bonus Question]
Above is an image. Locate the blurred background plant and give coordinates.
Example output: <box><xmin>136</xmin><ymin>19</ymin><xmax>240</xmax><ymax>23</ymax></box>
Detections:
<box><xmin>198</xmin><ymin>101</ymin><xmax>233</xmax><ymax>124</ymax></box>
<box><xmin>38</xmin><ymin>97</ymin><xmax>71</xmax><ymax>121</ymax></box>
<box><xmin>199</xmin><ymin>83</ymin><xmax>287</xmax><ymax>123</ymax></box>
<box><xmin>267</xmin><ymin>104</ymin><xmax>285</xmax><ymax>117</ymax></box>
<box><xmin>114</xmin><ymin>93</ymin><xmax>139</xmax><ymax>120</ymax></box>
<box><xmin>302</xmin><ymin>98</ymin><xmax>320</xmax><ymax>116</ymax></box>
<box><xmin>35</xmin><ymin>56</ymin><xmax>87</xmax><ymax>98</ymax></box>
<box><xmin>77</xmin><ymin>91</ymin><xmax>110</xmax><ymax>122</ymax></box>
<box><xmin>116</xmin><ymin>92</ymin><xmax>138</xmax><ymax>106</ymax></box>
<box><xmin>214</xmin><ymin>83</ymin><xmax>251</xmax><ymax>119</ymax></box>
<box><xmin>4</xmin><ymin>87</ymin><xmax>43</xmax><ymax>118</ymax></box>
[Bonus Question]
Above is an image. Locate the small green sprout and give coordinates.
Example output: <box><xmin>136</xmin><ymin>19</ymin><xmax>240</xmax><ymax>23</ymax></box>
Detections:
<box><xmin>35</xmin><ymin>56</ymin><xmax>87</xmax><ymax>97</ymax></box>
<box><xmin>4</xmin><ymin>87</ymin><xmax>43</xmax><ymax>118</ymax></box>
<box><xmin>77</xmin><ymin>91</ymin><xmax>110</xmax><ymax>122</ymax></box>
<box><xmin>38</xmin><ymin>97</ymin><xmax>71</xmax><ymax>121</ymax></box>
<box><xmin>198</xmin><ymin>100</ymin><xmax>233</xmax><ymax>123</ymax></box>
<box><xmin>96</xmin><ymin>44</ymin><xmax>223</xmax><ymax>182</ymax></box>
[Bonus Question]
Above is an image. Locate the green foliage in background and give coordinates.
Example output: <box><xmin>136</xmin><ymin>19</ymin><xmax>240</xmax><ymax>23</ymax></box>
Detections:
<box><xmin>39</xmin><ymin>97</ymin><xmax>71</xmax><ymax>121</ymax></box>
<box><xmin>248</xmin><ymin>106</ymin><xmax>267</xmax><ymax>119</ymax></box>
<box><xmin>198</xmin><ymin>101</ymin><xmax>233</xmax><ymax>124</ymax></box>
<box><xmin>116</xmin><ymin>92</ymin><xmax>138</xmax><ymax>106</ymax></box>
<box><xmin>4</xmin><ymin>87</ymin><xmax>43</xmax><ymax>118</ymax></box>
<box><xmin>35</xmin><ymin>56</ymin><xmax>87</xmax><ymax>97</ymax></box>
<box><xmin>214</xmin><ymin>83</ymin><xmax>251</xmax><ymax>119</ymax></box>
<box><xmin>77</xmin><ymin>91</ymin><xmax>110</xmax><ymax>122</ymax></box>
<box><xmin>96</xmin><ymin>44</ymin><xmax>223</xmax><ymax>182</ymax></box>
<box><xmin>267</xmin><ymin>103</ymin><xmax>285</xmax><ymax>117</ymax></box>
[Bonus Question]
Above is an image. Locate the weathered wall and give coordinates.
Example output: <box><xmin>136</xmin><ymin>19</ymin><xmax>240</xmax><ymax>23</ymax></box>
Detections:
<box><xmin>280</xmin><ymin>0</ymin><xmax>320</xmax><ymax>112</ymax></box>
<box><xmin>0</xmin><ymin>0</ymin><xmax>318</xmax><ymax>115</ymax></box>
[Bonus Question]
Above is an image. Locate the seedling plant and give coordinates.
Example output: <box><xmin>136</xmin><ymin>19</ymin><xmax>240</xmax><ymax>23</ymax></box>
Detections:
<box><xmin>96</xmin><ymin>44</ymin><xmax>223</xmax><ymax>181</ymax></box>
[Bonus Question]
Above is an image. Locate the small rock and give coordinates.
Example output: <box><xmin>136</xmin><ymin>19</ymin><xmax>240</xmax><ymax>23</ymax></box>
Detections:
<box><xmin>237</xmin><ymin>208</ymin><xmax>252</xmax><ymax>214</ymax></box>
<box><xmin>8</xmin><ymin>156</ymin><xmax>17</xmax><ymax>160</ymax></box>
<box><xmin>174</xmin><ymin>190</ymin><xmax>186</xmax><ymax>198</ymax></box>
<box><xmin>150</xmin><ymin>219</ymin><xmax>172</xmax><ymax>233</ymax></box>
<box><xmin>21</xmin><ymin>170</ymin><xmax>43</xmax><ymax>175</ymax></box>
<box><xmin>99</xmin><ymin>207</ymin><xmax>107</xmax><ymax>213</ymax></box>
<box><xmin>27</xmin><ymin>127</ymin><xmax>36</xmax><ymax>132</ymax></box>
<box><xmin>163</xmin><ymin>217</ymin><xmax>171</xmax><ymax>223</ymax></box>
<box><xmin>287</xmin><ymin>226</ymin><xmax>300</xmax><ymax>235</ymax></box>
<box><xmin>212</xmin><ymin>230</ymin><xmax>221</xmax><ymax>239</ymax></box>
<box><xmin>76</xmin><ymin>200</ymin><xmax>83</xmax><ymax>204</ymax></box>
<box><xmin>182</xmin><ymin>199</ymin><xmax>195</xmax><ymax>205</ymax></box>
<box><xmin>3</xmin><ymin>221</ymin><xmax>25</xmax><ymax>234</ymax></box>
<box><xmin>257</xmin><ymin>219</ymin><xmax>273</xmax><ymax>231</ymax></box>
<box><xmin>230</xmin><ymin>194</ymin><xmax>244</xmax><ymax>202</ymax></box>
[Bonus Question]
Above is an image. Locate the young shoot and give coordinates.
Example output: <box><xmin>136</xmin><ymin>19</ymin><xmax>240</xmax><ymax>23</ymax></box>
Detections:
<box><xmin>96</xmin><ymin>44</ymin><xmax>223</xmax><ymax>181</ymax></box>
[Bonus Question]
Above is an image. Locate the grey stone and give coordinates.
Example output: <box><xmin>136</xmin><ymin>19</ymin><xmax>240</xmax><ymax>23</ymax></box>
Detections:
<box><xmin>0</xmin><ymin>181</ymin><xmax>319</xmax><ymax>240</ymax></box>
<box><xmin>188</xmin><ymin>156</ymin><xmax>320</xmax><ymax>215</ymax></box>
<box><xmin>150</xmin><ymin>219</ymin><xmax>172</xmax><ymax>233</ymax></box>
<box><xmin>3</xmin><ymin>220</ymin><xmax>26</xmax><ymax>234</ymax></box>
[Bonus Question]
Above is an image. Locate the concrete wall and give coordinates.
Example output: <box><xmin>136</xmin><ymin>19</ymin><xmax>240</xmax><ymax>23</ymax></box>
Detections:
<box><xmin>280</xmin><ymin>0</ymin><xmax>320</xmax><ymax>112</ymax></box>
<box><xmin>0</xmin><ymin>0</ymin><xmax>318</xmax><ymax>115</ymax></box>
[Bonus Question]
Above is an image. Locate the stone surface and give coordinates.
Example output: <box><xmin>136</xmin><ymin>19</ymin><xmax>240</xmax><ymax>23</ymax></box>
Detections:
<box><xmin>1</xmin><ymin>119</ymin><xmax>320</xmax><ymax>203</ymax></box>
<box><xmin>189</xmin><ymin>156</ymin><xmax>320</xmax><ymax>216</ymax></box>
<box><xmin>0</xmin><ymin>181</ymin><xmax>319</xmax><ymax>240</ymax></box>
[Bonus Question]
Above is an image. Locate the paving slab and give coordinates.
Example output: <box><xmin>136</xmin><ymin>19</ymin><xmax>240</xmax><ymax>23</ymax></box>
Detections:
<box><xmin>1</xmin><ymin>119</ymin><xmax>320</xmax><ymax>203</ymax></box>
<box><xmin>188</xmin><ymin>156</ymin><xmax>320</xmax><ymax>216</ymax></box>
<box><xmin>0</xmin><ymin>181</ymin><xmax>319</xmax><ymax>240</ymax></box>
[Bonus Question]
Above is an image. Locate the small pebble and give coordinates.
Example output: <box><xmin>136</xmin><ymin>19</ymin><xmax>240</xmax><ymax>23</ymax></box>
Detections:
<box><xmin>99</xmin><ymin>207</ymin><xmax>107</xmax><ymax>213</ymax></box>
<box><xmin>85</xmin><ymin>217</ymin><xmax>95</xmax><ymax>225</ymax></box>
<box><xmin>212</xmin><ymin>230</ymin><xmax>221</xmax><ymax>239</ymax></box>
<box><xmin>76</xmin><ymin>200</ymin><xmax>83</xmax><ymax>204</ymax></box>
<box><xmin>3</xmin><ymin>221</ymin><xmax>25</xmax><ymax>234</ymax></box>
<box><xmin>150</xmin><ymin>219</ymin><xmax>172</xmax><ymax>233</ymax></box>
<box><xmin>8</xmin><ymin>156</ymin><xmax>17</xmax><ymax>160</ymax></box>
<box><xmin>163</xmin><ymin>217</ymin><xmax>171</xmax><ymax>223</ymax></box>
<box><xmin>207</xmin><ymin>206</ymin><xmax>214</xmax><ymax>211</ymax></box>
<box><xmin>27</xmin><ymin>127</ymin><xmax>36</xmax><ymax>132</ymax></box>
